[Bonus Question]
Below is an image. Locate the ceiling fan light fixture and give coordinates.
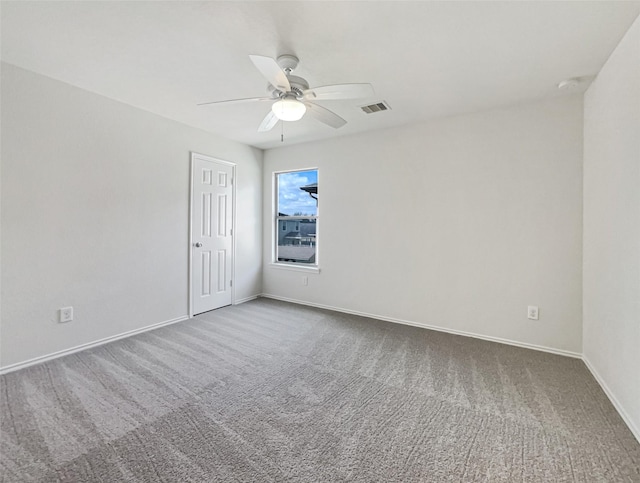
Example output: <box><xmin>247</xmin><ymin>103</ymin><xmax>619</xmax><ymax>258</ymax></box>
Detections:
<box><xmin>272</xmin><ymin>98</ymin><xmax>306</xmax><ymax>121</ymax></box>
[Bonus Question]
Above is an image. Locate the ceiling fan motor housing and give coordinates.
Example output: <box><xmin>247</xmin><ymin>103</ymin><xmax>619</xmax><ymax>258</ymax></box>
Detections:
<box><xmin>268</xmin><ymin>74</ymin><xmax>309</xmax><ymax>98</ymax></box>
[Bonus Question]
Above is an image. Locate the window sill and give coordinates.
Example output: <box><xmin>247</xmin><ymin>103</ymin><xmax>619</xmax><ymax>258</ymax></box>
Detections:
<box><xmin>269</xmin><ymin>263</ymin><xmax>320</xmax><ymax>274</ymax></box>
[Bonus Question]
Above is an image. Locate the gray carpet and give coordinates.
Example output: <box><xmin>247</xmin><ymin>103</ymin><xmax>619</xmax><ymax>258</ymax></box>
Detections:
<box><xmin>1</xmin><ymin>298</ymin><xmax>639</xmax><ymax>482</ymax></box>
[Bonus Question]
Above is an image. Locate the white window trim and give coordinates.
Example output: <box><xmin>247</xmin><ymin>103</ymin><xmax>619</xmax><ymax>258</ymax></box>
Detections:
<box><xmin>268</xmin><ymin>263</ymin><xmax>320</xmax><ymax>273</ymax></box>
<box><xmin>273</xmin><ymin>168</ymin><xmax>319</xmax><ymax>269</ymax></box>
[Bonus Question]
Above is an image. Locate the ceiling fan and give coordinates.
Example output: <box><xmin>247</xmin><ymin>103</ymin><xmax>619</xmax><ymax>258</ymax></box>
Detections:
<box><xmin>198</xmin><ymin>54</ymin><xmax>375</xmax><ymax>132</ymax></box>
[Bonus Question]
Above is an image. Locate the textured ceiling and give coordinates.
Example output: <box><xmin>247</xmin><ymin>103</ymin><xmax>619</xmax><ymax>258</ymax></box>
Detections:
<box><xmin>2</xmin><ymin>1</ymin><xmax>639</xmax><ymax>149</ymax></box>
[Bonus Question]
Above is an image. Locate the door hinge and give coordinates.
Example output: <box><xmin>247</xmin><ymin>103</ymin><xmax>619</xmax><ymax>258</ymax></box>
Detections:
<box><xmin>230</xmin><ymin>228</ymin><xmax>233</xmax><ymax>236</ymax></box>
<box><xmin>230</xmin><ymin>280</ymin><xmax>233</xmax><ymax>287</ymax></box>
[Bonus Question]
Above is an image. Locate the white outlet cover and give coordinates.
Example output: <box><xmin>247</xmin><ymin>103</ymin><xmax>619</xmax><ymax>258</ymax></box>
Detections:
<box><xmin>59</xmin><ymin>306</ymin><xmax>74</xmax><ymax>323</ymax></box>
<box><xmin>527</xmin><ymin>306</ymin><xmax>539</xmax><ymax>320</ymax></box>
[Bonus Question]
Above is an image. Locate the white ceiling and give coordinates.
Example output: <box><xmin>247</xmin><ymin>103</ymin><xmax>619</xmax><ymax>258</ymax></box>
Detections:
<box><xmin>2</xmin><ymin>1</ymin><xmax>639</xmax><ymax>150</ymax></box>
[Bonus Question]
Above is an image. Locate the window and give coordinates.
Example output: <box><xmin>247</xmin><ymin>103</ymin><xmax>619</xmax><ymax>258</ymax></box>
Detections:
<box><xmin>275</xmin><ymin>169</ymin><xmax>318</xmax><ymax>266</ymax></box>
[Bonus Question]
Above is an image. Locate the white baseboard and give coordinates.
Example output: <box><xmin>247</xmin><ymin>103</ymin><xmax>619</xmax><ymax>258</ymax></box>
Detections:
<box><xmin>259</xmin><ymin>294</ymin><xmax>582</xmax><ymax>359</ymax></box>
<box><xmin>0</xmin><ymin>315</ymin><xmax>190</xmax><ymax>375</ymax></box>
<box><xmin>582</xmin><ymin>356</ymin><xmax>640</xmax><ymax>444</ymax></box>
<box><xmin>1</xmin><ymin>294</ymin><xmax>262</xmax><ymax>375</ymax></box>
<box><xmin>234</xmin><ymin>294</ymin><xmax>260</xmax><ymax>305</ymax></box>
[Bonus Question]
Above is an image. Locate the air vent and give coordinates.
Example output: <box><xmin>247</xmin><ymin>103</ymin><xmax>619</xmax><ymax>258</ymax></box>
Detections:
<box><xmin>360</xmin><ymin>101</ymin><xmax>391</xmax><ymax>114</ymax></box>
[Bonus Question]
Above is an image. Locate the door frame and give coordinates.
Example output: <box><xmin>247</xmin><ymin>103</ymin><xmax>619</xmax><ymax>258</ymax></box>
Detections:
<box><xmin>188</xmin><ymin>152</ymin><xmax>237</xmax><ymax>317</ymax></box>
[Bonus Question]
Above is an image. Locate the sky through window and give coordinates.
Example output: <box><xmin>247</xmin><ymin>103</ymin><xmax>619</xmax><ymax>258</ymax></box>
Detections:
<box><xmin>277</xmin><ymin>170</ymin><xmax>317</xmax><ymax>216</ymax></box>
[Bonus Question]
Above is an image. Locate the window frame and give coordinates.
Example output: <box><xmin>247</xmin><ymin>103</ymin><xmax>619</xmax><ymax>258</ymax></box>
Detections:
<box><xmin>273</xmin><ymin>168</ymin><xmax>319</xmax><ymax>271</ymax></box>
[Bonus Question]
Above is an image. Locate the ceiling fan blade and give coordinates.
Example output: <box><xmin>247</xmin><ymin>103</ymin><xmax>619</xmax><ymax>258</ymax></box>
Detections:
<box><xmin>303</xmin><ymin>83</ymin><xmax>374</xmax><ymax>101</ymax></box>
<box><xmin>249</xmin><ymin>55</ymin><xmax>291</xmax><ymax>92</ymax></box>
<box><xmin>197</xmin><ymin>96</ymin><xmax>272</xmax><ymax>107</ymax></box>
<box><xmin>258</xmin><ymin>110</ymin><xmax>279</xmax><ymax>132</ymax></box>
<box><xmin>305</xmin><ymin>102</ymin><xmax>347</xmax><ymax>129</ymax></box>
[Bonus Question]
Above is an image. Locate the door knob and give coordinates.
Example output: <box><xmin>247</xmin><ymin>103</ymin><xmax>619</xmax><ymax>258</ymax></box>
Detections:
<box><xmin>194</xmin><ymin>242</ymin><xmax>203</xmax><ymax>247</ymax></box>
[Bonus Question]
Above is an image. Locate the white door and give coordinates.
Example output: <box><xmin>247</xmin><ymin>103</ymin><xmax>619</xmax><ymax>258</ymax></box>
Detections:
<box><xmin>191</xmin><ymin>154</ymin><xmax>234</xmax><ymax>315</ymax></box>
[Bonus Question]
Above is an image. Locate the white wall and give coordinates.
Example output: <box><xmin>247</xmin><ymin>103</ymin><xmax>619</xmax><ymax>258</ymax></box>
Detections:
<box><xmin>263</xmin><ymin>96</ymin><xmax>584</xmax><ymax>354</ymax></box>
<box><xmin>583</xmin><ymin>15</ymin><xmax>640</xmax><ymax>440</ymax></box>
<box><xmin>0</xmin><ymin>63</ymin><xmax>263</xmax><ymax>368</ymax></box>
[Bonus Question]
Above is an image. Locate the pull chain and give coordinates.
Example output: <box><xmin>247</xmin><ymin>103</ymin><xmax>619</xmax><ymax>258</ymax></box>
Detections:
<box><xmin>281</xmin><ymin>120</ymin><xmax>284</xmax><ymax>143</ymax></box>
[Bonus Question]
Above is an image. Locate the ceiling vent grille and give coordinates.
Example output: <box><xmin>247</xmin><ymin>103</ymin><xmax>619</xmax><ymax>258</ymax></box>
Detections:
<box><xmin>360</xmin><ymin>101</ymin><xmax>391</xmax><ymax>114</ymax></box>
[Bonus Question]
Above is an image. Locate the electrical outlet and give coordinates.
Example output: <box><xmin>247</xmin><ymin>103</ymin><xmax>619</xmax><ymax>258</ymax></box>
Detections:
<box><xmin>527</xmin><ymin>306</ymin><xmax>539</xmax><ymax>320</ymax></box>
<box><xmin>59</xmin><ymin>306</ymin><xmax>74</xmax><ymax>323</ymax></box>
<box><xmin>302</xmin><ymin>276</ymin><xmax>308</xmax><ymax>286</ymax></box>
